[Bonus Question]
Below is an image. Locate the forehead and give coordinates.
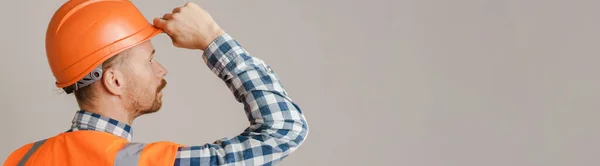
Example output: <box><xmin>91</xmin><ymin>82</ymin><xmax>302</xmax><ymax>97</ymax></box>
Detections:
<box><xmin>126</xmin><ymin>40</ymin><xmax>155</xmax><ymax>60</ymax></box>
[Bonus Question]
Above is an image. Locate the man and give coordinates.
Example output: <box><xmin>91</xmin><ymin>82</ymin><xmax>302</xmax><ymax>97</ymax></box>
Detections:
<box><xmin>3</xmin><ymin>0</ymin><xmax>308</xmax><ymax>165</ymax></box>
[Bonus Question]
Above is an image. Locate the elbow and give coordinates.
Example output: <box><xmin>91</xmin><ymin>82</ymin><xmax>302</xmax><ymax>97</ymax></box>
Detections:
<box><xmin>291</xmin><ymin>104</ymin><xmax>309</xmax><ymax>149</ymax></box>
<box><xmin>264</xmin><ymin>116</ymin><xmax>308</xmax><ymax>155</ymax></box>
<box><xmin>290</xmin><ymin>102</ymin><xmax>309</xmax><ymax>146</ymax></box>
<box><xmin>296</xmin><ymin>118</ymin><xmax>309</xmax><ymax>146</ymax></box>
<box><xmin>280</xmin><ymin>114</ymin><xmax>309</xmax><ymax>153</ymax></box>
<box><xmin>264</xmin><ymin>102</ymin><xmax>309</xmax><ymax>154</ymax></box>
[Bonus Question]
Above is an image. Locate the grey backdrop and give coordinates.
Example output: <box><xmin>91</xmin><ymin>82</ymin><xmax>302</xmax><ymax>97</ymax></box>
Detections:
<box><xmin>1</xmin><ymin>0</ymin><xmax>599</xmax><ymax>166</ymax></box>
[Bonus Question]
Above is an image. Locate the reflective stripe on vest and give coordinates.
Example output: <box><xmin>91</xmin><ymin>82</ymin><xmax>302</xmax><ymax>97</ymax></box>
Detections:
<box><xmin>114</xmin><ymin>142</ymin><xmax>146</xmax><ymax>166</ymax></box>
<box><xmin>17</xmin><ymin>139</ymin><xmax>47</xmax><ymax>166</ymax></box>
<box><xmin>16</xmin><ymin>140</ymin><xmax>146</xmax><ymax>166</ymax></box>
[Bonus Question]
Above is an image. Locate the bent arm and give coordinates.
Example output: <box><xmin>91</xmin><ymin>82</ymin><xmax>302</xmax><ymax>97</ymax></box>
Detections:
<box><xmin>174</xmin><ymin>34</ymin><xmax>309</xmax><ymax>166</ymax></box>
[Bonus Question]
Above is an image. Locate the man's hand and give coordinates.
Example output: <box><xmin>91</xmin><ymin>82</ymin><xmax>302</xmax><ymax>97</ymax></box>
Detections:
<box><xmin>153</xmin><ymin>2</ymin><xmax>225</xmax><ymax>50</ymax></box>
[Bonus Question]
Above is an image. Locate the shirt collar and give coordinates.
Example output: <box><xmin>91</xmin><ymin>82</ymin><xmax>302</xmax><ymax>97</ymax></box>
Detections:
<box><xmin>69</xmin><ymin>110</ymin><xmax>133</xmax><ymax>141</ymax></box>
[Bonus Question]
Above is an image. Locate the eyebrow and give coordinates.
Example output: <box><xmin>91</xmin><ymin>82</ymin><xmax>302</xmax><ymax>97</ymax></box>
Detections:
<box><xmin>149</xmin><ymin>49</ymin><xmax>156</xmax><ymax>61</ymax></box>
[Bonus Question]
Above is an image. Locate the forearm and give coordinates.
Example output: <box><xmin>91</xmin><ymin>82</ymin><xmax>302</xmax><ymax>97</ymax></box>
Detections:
<box><xmin>174</xmin><ymin>34</ymin><xmax>308</xmax><ymax>165</ymax></box>
<box><xmin>203</xmin><ymin>34</ymin><xmax>307</xmax><ymax>135</ymax></box>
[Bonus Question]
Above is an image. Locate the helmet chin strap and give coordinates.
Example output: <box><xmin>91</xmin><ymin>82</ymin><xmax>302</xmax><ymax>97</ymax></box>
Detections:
<box><xmin>64</xmin><ymin>64</ymin><xmax>103</xmax><ymax>94</ymax></box>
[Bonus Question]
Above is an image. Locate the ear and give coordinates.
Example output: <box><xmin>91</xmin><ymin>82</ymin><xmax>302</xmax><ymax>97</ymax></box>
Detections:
<box><xmin>101</xmin><ymin>68</ymin><xmax>125</xmax><ymax>96</ymax></box>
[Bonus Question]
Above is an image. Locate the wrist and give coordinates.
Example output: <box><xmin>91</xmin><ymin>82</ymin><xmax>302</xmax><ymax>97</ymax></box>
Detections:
<box><xmin>199</xmin><ymin>27</ymin><xmax>225</xmax><ymax>51</ymax></box>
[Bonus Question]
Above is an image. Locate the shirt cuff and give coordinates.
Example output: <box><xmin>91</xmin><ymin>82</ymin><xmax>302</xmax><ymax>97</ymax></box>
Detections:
<box><xmin>201</xmin><ymin>33</ymin><xmax>239</xmax><ymax>77</ymax></box>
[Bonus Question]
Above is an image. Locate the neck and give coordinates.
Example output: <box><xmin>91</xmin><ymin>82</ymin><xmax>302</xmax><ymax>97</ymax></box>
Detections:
<box><xmin>79</xmin><ymin>97</ymin><xmax>134</xmax><ymax>125</ymax></box>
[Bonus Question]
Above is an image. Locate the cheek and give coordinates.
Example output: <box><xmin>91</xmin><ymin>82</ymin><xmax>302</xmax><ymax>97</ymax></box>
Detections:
<box><xmin>130</xmin><ymin>74</ymin><xmax>154</xmax><ymax>93</ymax></box>
<box><xmin>137</xmin><ymin>64</ymin><xmax>161</xmax><ymax>92</ymax></box>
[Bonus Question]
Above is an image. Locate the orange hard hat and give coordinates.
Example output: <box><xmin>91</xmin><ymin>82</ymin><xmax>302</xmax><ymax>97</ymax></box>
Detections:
<box><xmin>45</xmin><ymin>0</ymin><xmax>162</xmax><ymax>92</ymax></box>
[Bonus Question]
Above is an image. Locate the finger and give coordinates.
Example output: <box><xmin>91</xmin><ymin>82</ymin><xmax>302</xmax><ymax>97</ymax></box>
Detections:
<box><xmin>171</xmin><ymin>38</ymin><xmax>181</xmax><ymax>48</ymax></box>
<box><xmin>172</xmin><ymin>7</ymin><xmax>181</xmax><ymax>13</ymax></box>
<box><xmin>162</xmin><ymin>13</ymin><xmax>173</xmax><ymax>20</ymax></box>
<box><xmin>184</xmin><ymin>2</ymin><xmax>197</xmax><ymax>8</ymax></box>
<box><xmin>153</xmin><ymin>17</ymin><xmax>168</xmax><ymax>29</ymax></box>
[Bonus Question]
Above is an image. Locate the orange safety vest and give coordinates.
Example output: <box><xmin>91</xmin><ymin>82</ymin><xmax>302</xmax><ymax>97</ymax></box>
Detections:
<box><xmin>4</xmin><ymin>130</ymin><xmax>183</xmax><ymax>166</ymax></box>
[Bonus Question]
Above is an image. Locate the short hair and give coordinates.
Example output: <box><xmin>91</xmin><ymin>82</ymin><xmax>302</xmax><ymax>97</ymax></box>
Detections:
<box><xmin>73</xmin><ymin>52</ymin><xmax>129</xmax><ymax>107</ymax></box>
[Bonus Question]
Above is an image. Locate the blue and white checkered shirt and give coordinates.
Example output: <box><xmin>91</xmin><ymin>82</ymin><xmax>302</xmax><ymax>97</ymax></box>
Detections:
<box><xmin>69</xmin><ymin>33</ymin><xmax>309</xmax><ymax>166</ymax></box>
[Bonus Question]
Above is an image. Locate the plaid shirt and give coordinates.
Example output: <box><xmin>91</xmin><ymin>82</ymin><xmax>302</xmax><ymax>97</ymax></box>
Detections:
<box><xmin>68</xmin><ymin>33</ymin><xmax>309</xmax><ymax>165</ymax></box>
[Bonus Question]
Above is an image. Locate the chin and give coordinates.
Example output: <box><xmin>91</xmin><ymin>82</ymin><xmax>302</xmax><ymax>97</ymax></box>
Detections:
<box><xmin>138</xmin><ymin>108</ymin><xmax>160</xmax><ymax>117</ymax></box>
<box><xmin>135</xmin><ymin>93</ymin><xmax>164</xmax><ymax>116</ymax></box>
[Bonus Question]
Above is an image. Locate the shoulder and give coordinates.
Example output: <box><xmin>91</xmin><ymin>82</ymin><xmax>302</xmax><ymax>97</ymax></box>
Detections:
<box><xmin>3</xmin><ymin>142</ymin><xmax>35</xmax><ymax>165</ymax></box>
<box><xmin>126</xmin><ymin>141</ymin><xmax>184</xmax><ymax>150</ymax></box>
<box><xmin>123</xmin><ymin>141</ymin><xmax>184</xmax><ymax>166</ymax></box>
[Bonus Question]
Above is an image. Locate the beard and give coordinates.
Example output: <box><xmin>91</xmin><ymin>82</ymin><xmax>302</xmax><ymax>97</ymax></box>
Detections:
<box><xmin>127</xmin><ymin>78</ymin><xmax>167</xmax><ymax>118</ymax></box>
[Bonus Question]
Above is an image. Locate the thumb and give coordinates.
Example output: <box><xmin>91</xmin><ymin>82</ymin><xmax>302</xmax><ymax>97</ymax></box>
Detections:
<box><xmin>170</xmin><ymin>36</ymin><xmax>182</xmax><ymax>48</ymax></box>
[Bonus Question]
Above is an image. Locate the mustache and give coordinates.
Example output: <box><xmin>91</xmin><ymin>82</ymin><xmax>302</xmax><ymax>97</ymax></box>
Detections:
<box><xmin>157</xmin><ymin>79</ymin><xmax>167</xmax><ymax>92</ymax></box>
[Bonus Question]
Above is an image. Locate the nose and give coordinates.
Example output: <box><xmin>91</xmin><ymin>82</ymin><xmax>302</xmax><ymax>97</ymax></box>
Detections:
<box><xmin>155</xmin><ymin>61</ymin><xmax>168</xmax><ymax>77</ymax></box>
